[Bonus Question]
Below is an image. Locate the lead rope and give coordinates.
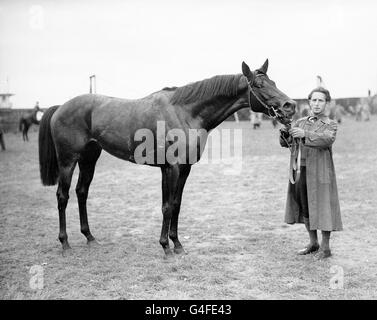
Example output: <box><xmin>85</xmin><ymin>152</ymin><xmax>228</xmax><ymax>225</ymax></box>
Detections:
<box><xmin>281</xmin><ymin>130</ymin><xmax>302</xmax><ymax>184</ymax></box>
<box><xmin>289</xmin><ymin>138</ymin><xmax>302</xmax><ymax>184</ymax></box>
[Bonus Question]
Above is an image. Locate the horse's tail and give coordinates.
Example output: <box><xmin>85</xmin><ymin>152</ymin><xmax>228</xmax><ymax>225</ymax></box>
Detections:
<box><xmin>38</xmin><ymin>105</ymin><xmax>60</xmax><ymax>186</ymax></box>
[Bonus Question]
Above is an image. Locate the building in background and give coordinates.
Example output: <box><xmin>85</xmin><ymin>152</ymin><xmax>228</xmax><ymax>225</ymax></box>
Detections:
<box><xmin>0</xmin><ymin>92</ymin><xmax>15</xmax><ymax>109</ymax></box>
<box><xmin>0</xmin><ymin>78</ymin><xmax>15</xmax><ymax>109</ymax></box>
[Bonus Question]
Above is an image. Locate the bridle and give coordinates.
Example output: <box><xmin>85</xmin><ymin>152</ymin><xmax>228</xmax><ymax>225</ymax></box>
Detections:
<box><xmin>246</xmin><ymin>74</ymin><xmax>284</xmax><ymax>121</ymax></box>
<box><xmin>247</xmin><ymin>74</ymin><xmax>301</xmax><ymax>184</ymax></box>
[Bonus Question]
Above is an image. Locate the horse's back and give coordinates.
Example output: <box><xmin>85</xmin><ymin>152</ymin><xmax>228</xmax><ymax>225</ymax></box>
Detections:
<box><xmin>90</xmin><ymin>94</ymin><xmax>176</xmax><ymax>162</ymax></box>
<box><xmin>50</xmin><ymin>93</ymin><xmax>182</xmax><ymax>163</ymax></box>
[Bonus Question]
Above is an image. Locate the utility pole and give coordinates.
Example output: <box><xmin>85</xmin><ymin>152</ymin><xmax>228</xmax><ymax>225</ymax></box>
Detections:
<box><xmin>89</xmin><ymin>75</ymin><xmax>96</xmax><ymax>93</ymax></box>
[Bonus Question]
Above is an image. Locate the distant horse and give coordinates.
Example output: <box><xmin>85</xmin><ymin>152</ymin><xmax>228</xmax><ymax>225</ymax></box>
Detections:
<box><xmin>38</xmin><ymin>60</ymin><xmax>296</xmax><ymax>256</ymax></box>
<box><xmin>19</xmin><ymin>107</ymin><xmax>43</xmax><ymax>141</ymax></box>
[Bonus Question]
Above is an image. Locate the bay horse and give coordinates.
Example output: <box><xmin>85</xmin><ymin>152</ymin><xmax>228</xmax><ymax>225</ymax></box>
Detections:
<box><xmin>19</xmin><ymin>107</ymin><xmax>43</xmax><ymax>141</ymax></box>
<box><xmin>38</xmin><ymin>60</ymin><xmax>296</xmax><ymax>256</ymax></box>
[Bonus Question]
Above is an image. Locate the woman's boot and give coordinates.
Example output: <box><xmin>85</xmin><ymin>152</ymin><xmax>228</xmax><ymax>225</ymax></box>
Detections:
<box><xmin>316</xmin><ymin>231</ymin><xmax>332</xmax><ymax>259</ymax></box>
<box><xmin>297</xmin><ymin>217</ymin><xmax>320</xmax><ymax>255</ymax></box>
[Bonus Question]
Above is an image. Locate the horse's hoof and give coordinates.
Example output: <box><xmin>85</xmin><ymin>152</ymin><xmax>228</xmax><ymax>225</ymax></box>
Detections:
<box><xmin>163</xmin><ymin>255</ymin><xmax>175</xmax><ymax>261</ymax></box>
<box><xmin>62</xmin><ymin>246</ymin><xmax>72</xmax><ymax>257</ymax></box>
<box><xmin>62</xmin><ymin>242</ymin><xmax>71</xmax><ymax>250</ymax></box>
<box><xmin>174</xmin><ymin>247</ymin><xmax>186</xmax><ymax>255</ymax></box>
<box><xmin>163</xmin><ymin>248</ymin><xmax>174</xmax><ymax>259</ymax></box>
<box><xmin>87</xmin><ymin>239</ymin><xmax>100</xmax><ymax>248</ymax></box>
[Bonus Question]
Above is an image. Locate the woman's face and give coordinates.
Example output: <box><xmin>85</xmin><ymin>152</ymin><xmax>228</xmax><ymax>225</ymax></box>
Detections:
<box><xmin>309</xmin><ymin>91</ymin><xmax>328</xmax><ymax>115</ymax></box>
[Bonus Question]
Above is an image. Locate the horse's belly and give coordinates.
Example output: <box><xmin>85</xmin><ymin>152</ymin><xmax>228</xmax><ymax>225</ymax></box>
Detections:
<box><xmin>96</xmin><ymin>133</ymin><xmax>205</xmax><ymax>166</ymax></box>
<box><xmin>95</xmin><ymin>133</ymin><xmax>137</xmax><ymax>162</ymax></box>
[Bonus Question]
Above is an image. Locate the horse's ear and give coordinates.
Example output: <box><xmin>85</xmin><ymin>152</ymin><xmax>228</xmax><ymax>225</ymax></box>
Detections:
<box><xmin>258</xmin><ymin>59</ymin><xmax>269</xmax><ymax>74</ymax></box>
<box><xmin>242</xmin><ymin>61</ymin><xmax>253</xmax><ymax>81</ymax></box>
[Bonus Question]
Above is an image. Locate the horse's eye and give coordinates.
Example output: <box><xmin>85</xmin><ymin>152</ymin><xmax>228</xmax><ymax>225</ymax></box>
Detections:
<box><xmin>255</xmin><ymin>78</ymin><xmax>263</xmax><ymax>88</ymax></box>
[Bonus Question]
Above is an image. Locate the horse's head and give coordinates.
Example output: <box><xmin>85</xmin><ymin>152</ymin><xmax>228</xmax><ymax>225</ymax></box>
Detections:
<box><xmin>242</xmin><ymin>60</ymin><xmax>296</xmax><ymax>125</ymax></box>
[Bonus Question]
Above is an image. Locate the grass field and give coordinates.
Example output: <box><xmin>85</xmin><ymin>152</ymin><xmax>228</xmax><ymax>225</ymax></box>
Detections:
<box><xmin>1</xmin><ymin>116</ymin><xmax>376</xmax><ymax>300</ymax></box>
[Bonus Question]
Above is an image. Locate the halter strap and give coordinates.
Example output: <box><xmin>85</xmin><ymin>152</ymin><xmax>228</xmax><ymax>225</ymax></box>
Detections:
<box><xmin>247</xmin><ymin>77</ymin><xmax>279</xmax><ymax>119</ymax></box>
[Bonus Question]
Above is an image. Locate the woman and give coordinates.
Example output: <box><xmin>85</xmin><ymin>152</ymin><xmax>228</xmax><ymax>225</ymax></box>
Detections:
<box><xmin>279</xmin><ymin>87</ymin><xmax>342</xmax><ymax>259</ymax></box>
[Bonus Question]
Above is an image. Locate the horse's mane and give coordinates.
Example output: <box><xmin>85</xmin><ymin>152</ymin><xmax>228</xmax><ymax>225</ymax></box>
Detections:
<box><xmin>169</xmin><ymin>74</ymin><xmax>244</xmax><ymax>105</ymax></box>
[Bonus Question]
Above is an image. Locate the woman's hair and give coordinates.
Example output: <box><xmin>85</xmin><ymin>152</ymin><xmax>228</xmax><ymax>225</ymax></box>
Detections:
<box><xmin>308</xmin><ymin>87</ymin><xmax>331</xmax><ymax>102</ymax></box>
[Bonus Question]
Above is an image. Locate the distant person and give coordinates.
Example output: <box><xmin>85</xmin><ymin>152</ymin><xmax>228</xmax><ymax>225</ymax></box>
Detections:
<box><xmin>250</xmin><ymin>110</ymin><xmax>262</xmax><ymax>129</ymax></box>
<box><xmin>355</xmin><ymin>103</ymin><xmax>362</xmax><ymax>121</ymax></box>
<box><xmin>279</xmin><ymin>87</ymin><xmax>342</xmax><ymax>259</ymax></box>
<box><xmin>34</xmin><ymin>101</ymin><xmax>44</xmax><ymax>122</ymax></box>
<box><xmin>335</xmin><ymin>105</ymin><xmax>344</xmax><ymax>124</ymax></box>
<box><xmin>362</xmin><ymin>103</ymin><xmax>371</xmax><ymax>121</ymax></box>
<box><xmin>19</xmin><ymin>101</ymin><xmax>43</xmax><ymax>141</ymax></box>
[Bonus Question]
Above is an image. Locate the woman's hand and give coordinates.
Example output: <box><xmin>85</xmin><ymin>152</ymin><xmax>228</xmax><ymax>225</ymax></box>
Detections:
<box><xmin>289</xmin><ymin>127</ymin><xmax>305</xmax><ymax>138</ymax></box>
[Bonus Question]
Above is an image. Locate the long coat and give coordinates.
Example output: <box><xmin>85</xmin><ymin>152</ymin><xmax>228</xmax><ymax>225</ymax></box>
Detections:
<box><xmin>280</xmin><ymin>115</ymin><xmax>343</xmax><ymax>231</ymax></box>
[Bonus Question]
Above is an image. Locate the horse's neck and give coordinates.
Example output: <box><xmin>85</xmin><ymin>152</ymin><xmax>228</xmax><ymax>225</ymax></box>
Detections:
<box><xmin>189</xmin><ymin>89</ymin><xmax>249</xmax><ymax>131</ymax></box>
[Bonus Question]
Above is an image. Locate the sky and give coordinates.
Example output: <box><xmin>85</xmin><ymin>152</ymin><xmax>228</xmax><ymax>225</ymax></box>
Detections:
<box><xmin>1</xmin><ymin>0</ymin><xmax>377</xmax><ymax>108</ymax></box>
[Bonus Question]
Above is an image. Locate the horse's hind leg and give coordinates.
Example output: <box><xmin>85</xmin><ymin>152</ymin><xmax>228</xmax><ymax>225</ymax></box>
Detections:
<box><xmin>56</xmin><ymin>159</ymin><xmax>77</xmax><ymax>252</ymax></box>
<box><xmin>75</xmin><ymin>141</ymin><xmax>102</xmax><ymax>245</ymax></box>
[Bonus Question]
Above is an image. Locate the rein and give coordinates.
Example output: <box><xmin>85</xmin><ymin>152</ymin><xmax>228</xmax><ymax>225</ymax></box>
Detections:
<box><xmin>281</xmin><ymin>125</ymin><xmax>302</xmax><ymax>184</ymax></box>
<box><xmin>289</xmin><ymin>137</ymin><xmax>302</xmax><ymax>184</ymax></box>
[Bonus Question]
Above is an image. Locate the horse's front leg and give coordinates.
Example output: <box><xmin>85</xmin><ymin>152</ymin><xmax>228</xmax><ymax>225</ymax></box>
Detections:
<box><xmin>159</xmin><ymin>165</ymin><xmax>179</xmax><ymax>256</ymax></box>
<box><xmin>169</xmin><ymin>164</ymin><xmax>191</xmax><ymax>254</ymax></box>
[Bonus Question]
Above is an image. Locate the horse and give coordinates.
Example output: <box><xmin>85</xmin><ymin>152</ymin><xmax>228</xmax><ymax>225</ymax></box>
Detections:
<box><xmin>19</xmin><ymin>107</ymin><xmax>43</xmax><ymax>141</ymax></box>
<box><xmin>38</xmin><ymin>60</ymin><xmax>296</xmax><ymax>256</ymax></box>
